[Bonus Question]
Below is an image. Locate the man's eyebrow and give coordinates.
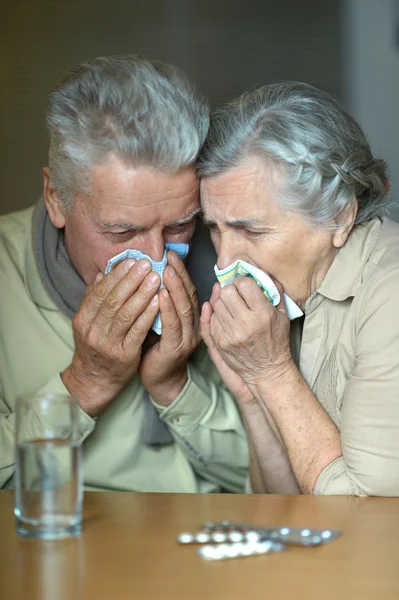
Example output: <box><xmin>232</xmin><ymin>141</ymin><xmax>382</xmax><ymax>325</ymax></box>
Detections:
<box><xmin>100</xmin><ymin>222</ymin><xmax>145</xmax><ymax>231</ymax></box>
<box><xmin>169</xmin><ymin>207</ymin><xmax>201</xmax><ymax>226</ymax></box>
<box><xmin>100</xmin><ymin>208</ymin><xmax>201</xmax><ymax>231</ymax></box>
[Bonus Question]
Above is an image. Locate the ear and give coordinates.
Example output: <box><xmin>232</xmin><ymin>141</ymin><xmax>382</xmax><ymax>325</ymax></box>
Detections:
<box><xmin>43</xmin><ymin>167</ymin><xmax>66</xmax><ymax>229</ymax></box>
<box><xmin>332</xmin><ymin>200</ymin><xmax>358</xmax><ymax>249</ymax></box>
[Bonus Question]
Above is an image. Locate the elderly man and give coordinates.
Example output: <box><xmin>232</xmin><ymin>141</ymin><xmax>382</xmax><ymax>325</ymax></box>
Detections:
<box><xmin>0</xmin><ymin>55</ymin><xmax>248</xmax><ymax>492</ymax></box>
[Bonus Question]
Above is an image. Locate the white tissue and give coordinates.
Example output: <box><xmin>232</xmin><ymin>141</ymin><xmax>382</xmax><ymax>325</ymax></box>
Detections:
<box><xmin>214</xmin><ymin>260</ymin><xmax>303</xmax><ymax>320</ymax></box>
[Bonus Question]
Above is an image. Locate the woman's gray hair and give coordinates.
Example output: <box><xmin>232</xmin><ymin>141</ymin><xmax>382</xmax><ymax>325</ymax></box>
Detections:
<box><xmin>198</xmin><ymin>82</ymin><xmax>388</xmax><ymax>227</ymax></box>
<box><xmin>47</xmin><ymin>54</ymin><xmax>209</xmax><ymax>210</ymax></box>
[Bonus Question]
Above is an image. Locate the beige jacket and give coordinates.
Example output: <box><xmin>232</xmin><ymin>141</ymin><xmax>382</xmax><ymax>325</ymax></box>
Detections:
<box><xmin>0</xmin><ymin>207</ymin><xmax>249</xmax><ymax>492</ymax></box>
<box><xmin>254</xmin><ymin>217</ymin><xmax>399</xmax><ymax>496</ymax></box>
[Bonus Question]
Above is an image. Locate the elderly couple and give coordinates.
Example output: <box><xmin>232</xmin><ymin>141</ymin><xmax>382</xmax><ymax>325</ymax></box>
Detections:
<box><xmin>1</xmin><ymin>55</ymin><xmax>398</xmax><ymax>497</ymax></box>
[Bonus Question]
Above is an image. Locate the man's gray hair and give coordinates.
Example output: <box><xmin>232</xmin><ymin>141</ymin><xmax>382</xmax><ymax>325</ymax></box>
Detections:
<box><xmin>47</xmin><ymin>54</ymin><xmax>209</xmax><ymax>209</ymax></box>
<box><xmin>198</xmin><ymin>82</ymin><xmax>388</xmax><ymax>227</ymax></box>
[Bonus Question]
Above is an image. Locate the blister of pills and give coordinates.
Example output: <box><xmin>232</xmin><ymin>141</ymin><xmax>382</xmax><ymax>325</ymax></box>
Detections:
<box><xmin>197</xmin><ymin>540</ymin><xmax>286</xmax><ymax>561</ymax></box>
<box><xmin>177</xmin><ymin>520</ymin><xmax>341</xmax><ymax>560</ymax></box>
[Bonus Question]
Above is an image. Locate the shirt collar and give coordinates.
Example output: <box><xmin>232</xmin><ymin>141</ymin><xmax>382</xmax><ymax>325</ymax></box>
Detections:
<box><xmin>305</xmin><ymin>218</ymin><xmax>382</xmax><ymax>313</ymax></box>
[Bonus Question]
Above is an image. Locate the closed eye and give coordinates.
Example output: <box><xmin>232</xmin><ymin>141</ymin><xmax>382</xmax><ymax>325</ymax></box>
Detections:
<box><xmin>108</xmin><ymin>231</ymin><xmax>137</xmax><ymax>242</ymax></box>
<box><xmin>165</xmin><ymin>222</ymin><xmax>194</xmax><ymax>235</ymax></box>
<box><xmin>242</xmin><ymin>228</ymin><xmax>265</xmax><ymax>239</ymax></box>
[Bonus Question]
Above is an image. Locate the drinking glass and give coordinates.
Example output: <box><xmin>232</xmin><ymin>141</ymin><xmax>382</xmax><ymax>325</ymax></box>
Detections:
<box><xmin>14</xmin><ymin>392</ymin><xmax>83</xmax><ymax>539</ymax></box>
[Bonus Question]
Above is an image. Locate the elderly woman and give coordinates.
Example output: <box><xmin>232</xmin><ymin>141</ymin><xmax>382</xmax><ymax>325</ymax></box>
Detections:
<box><xmin>199</xmin><ymin>81</ymin><xmax>399</xmax><ymax>496</ymax></box>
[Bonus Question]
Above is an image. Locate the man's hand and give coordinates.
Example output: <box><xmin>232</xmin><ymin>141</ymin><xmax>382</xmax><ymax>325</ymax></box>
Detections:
<box><xmin>139</xmin><ymin>251</ymin><xmax>201</xmax><ymax>405</ymax></box>
<box><xmin>62</xmin><ymin>258</ymin><xmax>161</xmax><ymax>416</ymax></box>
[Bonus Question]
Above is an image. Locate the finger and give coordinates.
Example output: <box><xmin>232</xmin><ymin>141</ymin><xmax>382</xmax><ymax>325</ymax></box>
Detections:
<box><xmin>94</xmin><ymin>260</ymin><xmax>158</xmax><ymax>331</ymax></box>
<box><xmin>212</xmin><ymin>296</ymin><xmax>234</xmax><ymax>330</ymax></box>
<box><xmin>200</xmin><ymin>301</ymin><xmax>213</xmax><ymax>326</ymax></box>
<box><xmin>233</xmin><ymin>276</ymin><xmax>271</xmax><ymax>312</ymax></box>
<box><xmin>163</xmin><ymin>265</ymin><xmax>197</xmax><ymax>336</ymax></box>
<box><xmin>218</xmin><ymin>284</ymin><xmax>248</xmax><ymax>319</ymax></box>
<box><xmin>200</xmin><ymin>302</ymin><xmax>215</xmax><ymax>349</ymax></box>
<box><xmin>80</xmin><ymin>258</ymin><xmax>138</xmax><ymax>320</ymax></box>
<box><xmin>158</xmin><ymin>287</ymin><xmax>182</xmax><ymax>346</ymax></box>
<box><xmin>106</xmin><ymin>271</ymin><xmax>161</xmax><ymax>342</ymax></box>
<box><xmin>209</xmin><ymin>308</ymin><xmax>231</xmax><ymax>357</ymax></box>
<box><xmin>123</xmin><ymin>294</ymin><xmax>160</xmax><ymax>352</ymax></box>
<box><xmin>209</xmin><ymin>282</ymin><xmax>221</xmax><ymax>309</ymax></box>
<box><xmin>167</xmin><ymin>251</ymin><xmax>199</xmax><ymax>310</ymax></box>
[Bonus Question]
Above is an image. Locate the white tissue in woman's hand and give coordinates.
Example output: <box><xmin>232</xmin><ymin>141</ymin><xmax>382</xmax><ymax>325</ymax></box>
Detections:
<box><xmin>214</xmin><ymin>260</ymin><xmax>303</xmax><ymax>320</ymax></box>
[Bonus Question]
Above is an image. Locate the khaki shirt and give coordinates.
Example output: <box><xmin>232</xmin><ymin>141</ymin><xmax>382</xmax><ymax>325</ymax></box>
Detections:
<box><xmin>300</xmin><ymin>217</ymin><xmax>399</xmax><ymax>495</ymax></box>
<box><xmin>0</xmin><ymin>207</ymin><xmax>248</xmax><ymax>493</ymax></box>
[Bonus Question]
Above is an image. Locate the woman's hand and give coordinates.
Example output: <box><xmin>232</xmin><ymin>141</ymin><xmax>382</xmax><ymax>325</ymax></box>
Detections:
<box><xmin>206</xmin><ymin>277</ymin><xmax>295</xmax><ymax>392</ymax></box>
<box><xmin>200</xmin><ymin>284</ymin><xmax>255</xmax><ymax>405</ymax></box>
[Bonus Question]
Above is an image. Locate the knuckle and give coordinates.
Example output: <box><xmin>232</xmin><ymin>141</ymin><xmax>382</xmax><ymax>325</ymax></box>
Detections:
<box><xmin>220</xmin><ymin>284</ymin><xmax>233</xmax><ymax>297</ymax></box>
<box><xmin>236</xmin><ymin>277</ymin><xmax>250</xmax><ymax>292</ymax></box>
<box><xmin>138</xmin><ymin>280</ymin><xmax>156</xmax><ymax>300</ymax></box>
<box><xmin>128</xmin><ymin>320</ymin><xmax>147</xmax><ymax>341</ymax></box>
<box><xmin>72</xmin><ymin>312</ymin><xmax>83</xmax><ymax>332</ymax></box>
<box><xmin>93</xmin><ymin>280</ymin><xmax>108</xmax><ymax>300</ymax></box>
<box><xmin>103</xmin><ymin>291</ymin><xmax>120</xmax><ymax>312</ymax></box>
<box><xmin>114</xmin><ymin>307</ymin><xmax>135</xmax><ymax>327</ymax></box>
<box><xmin>180</xmin><ymin>304</ymin><xmax>193</xmax><ymax>320</ymax></box>
<box><xmin>84</xmin><ymin>325</ymin><xmax>99</xmax><ymax>349</ymax></box>
<box><xmin>168</xmin><ymin>319</ymin><xmax>181</xmax><ymax>335</ymax></box>
<box><xmin>188</xmin><ymin>287</ymin><xmax>199</xmax><ymax>306</ymax></box>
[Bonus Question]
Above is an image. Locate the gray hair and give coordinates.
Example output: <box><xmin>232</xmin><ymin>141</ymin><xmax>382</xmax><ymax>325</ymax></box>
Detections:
<box><xmin>47</xmin><ymin>54</ymin><xmax>209</xmax><ymax>209</ymax></box>
<box><xmin>198</xmin><ymin>82</ymin><xmax>388</xmax><ymax>227</ymax></box>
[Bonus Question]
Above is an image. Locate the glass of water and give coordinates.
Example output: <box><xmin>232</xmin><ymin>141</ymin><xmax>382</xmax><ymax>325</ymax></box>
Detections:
<box><xmin>14</xmin><ymin>392</ymin><xmax>83</xmax><ymax>539</ymax></box>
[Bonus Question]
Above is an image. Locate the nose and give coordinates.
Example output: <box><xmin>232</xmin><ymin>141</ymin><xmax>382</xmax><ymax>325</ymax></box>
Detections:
<box><xmin>144</xmin><ymin>231</ymin><xmax>165</xmax><ymax>262</ymax></box>
<box><xmin>130</xmin><ymin>231</ymin><xmax>165</xmax><ymax>262</ymax></box>
<box><xmin>216</xmin><ymin>233</ymin><xmax>241</xmax><ymax>269</ymax></box>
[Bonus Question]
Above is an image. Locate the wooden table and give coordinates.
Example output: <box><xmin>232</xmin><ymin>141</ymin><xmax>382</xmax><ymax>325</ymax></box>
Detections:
<box><xmin>1</xmin><ymin>490</ymin><xmax>399</xmax><ymax>599</ymax></box>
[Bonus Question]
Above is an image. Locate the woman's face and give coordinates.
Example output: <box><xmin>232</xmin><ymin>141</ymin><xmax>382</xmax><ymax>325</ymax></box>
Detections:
<box><xmin>201</xmin><ymin>156</ymin><xmax>352</xmax><ymax>309</ymax></box>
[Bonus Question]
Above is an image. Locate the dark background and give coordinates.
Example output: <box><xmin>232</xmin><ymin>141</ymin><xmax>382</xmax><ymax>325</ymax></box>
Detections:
<box><xmin>1</xmin><ymin>0</ymin><xmax>397</xmax><ymax>217</ymax></box>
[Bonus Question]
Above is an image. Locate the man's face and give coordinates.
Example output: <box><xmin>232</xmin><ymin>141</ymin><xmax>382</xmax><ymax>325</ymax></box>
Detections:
<box><xmin>201</xmin><ymin>156</ymin><xmax>341</xmax><ymax>308</ymax></box>
<box><xmin>45</xmin><ymin>155</ymin><xmax>200</xmax><ymax>285</ymax></box>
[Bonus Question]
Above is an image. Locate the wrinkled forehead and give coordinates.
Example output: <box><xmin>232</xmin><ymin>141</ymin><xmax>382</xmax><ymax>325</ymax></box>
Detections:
<box><xmin>83</xmin><ymin>158</ymin><xmax>200</xmax><ymax>225</ymax></box>
<box><xmin>200</xmin><ymin>157</ymin><xmax>284</xmax><ymax>222</ymax></box>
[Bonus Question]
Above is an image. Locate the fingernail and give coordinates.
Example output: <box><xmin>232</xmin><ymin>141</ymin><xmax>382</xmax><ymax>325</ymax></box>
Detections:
<box><xmin>138</xmin><ymin>259</ymin><xmax>151</xmax><ymax>273</ymax></box>
<box><xmin>150</xmin><ymin>295</ymin><xmax>159</xmax><ymax>306</ymax></box>
<box><xmin>161</xmin><ymin>288</ymin><xmax>169</xmax><ymax>298</ymax></box>
<box><xmin>147</xmin><ymin>272</ymin><xmax>160</xmax><ymax>285</ymax></box>
<box><xmin>167</xmin><ymin>265</ymin><xmax>176</xmax><ymax>277</ymax></box>
<box><xmin>125</xmin><ymin>258</ymin><xmax>136</xmax><ymax>268</ymax></box>
<box><xmin>168</xmin><ymin>251</ymin><xmax>178</xmax><ymax>264</ymax></box>
<box><xmin>94</xmin><ymin>272</ymin><xmax>103</xmax><ymax>284</ymax></box>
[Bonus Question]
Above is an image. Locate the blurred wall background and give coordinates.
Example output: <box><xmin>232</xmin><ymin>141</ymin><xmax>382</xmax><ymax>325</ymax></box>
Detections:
<box><xmin>343</xmin><ymin>0</ymin><xmax>399</xmax><ymax>221</ymax></box>
<box><xmin>0</xmin><ymin>0</ymin><xmax>397</xmax><ymax>218</ymax></box>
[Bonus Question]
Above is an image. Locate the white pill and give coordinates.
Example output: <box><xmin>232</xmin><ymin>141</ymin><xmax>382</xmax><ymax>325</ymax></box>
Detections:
<box><xmin>195</xmin><ymin>533</ymin><xmax>210</xmax><ymax>543</ymax></box>
<box><xmin>212</xmin><ymin>532</ymin><xmax>227</xmax><ymax>543</ymax></box>
<box><xmin>177</xmin><ymin>533</ymin><xmax>194</xmax><ymax>544</ymax></box>
<box><xmin>300</xmin><ymin>529</ymin><xmax>311</xmax><ymax>537</ymax></box>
